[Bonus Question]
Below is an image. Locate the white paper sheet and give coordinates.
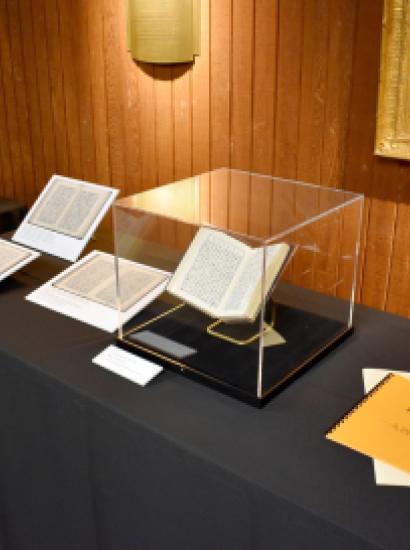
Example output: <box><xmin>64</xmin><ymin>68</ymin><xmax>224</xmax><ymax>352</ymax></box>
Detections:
<box><xmin>26</xmin><ymin>251</ymin><xmax>170</xmax><ymax>332</ymax></box>
<box><xmin>13</xmin><ymin>175</ymin><xmax>118</xmax><ymax>261</ymax></box>
<box><xmin>0</xmin><ymin>239</ymin><xmax>40</xmax><ymax>283</ymax></box>
<box><xmin>362</xmin><ymin>368</ymin><xmax>410</xmax><ymax>487</ymax></box>
<box><xmin>93</xmin><ymin>345</ymin><xmax>162</xmax><ymax>386</ymax></box>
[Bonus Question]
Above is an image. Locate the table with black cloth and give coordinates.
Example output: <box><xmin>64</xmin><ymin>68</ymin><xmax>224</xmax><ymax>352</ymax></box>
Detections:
<box><xmin>0</xmin><ymin>257</ymin><xmax>409</xmax><ymax>550</ymax></box>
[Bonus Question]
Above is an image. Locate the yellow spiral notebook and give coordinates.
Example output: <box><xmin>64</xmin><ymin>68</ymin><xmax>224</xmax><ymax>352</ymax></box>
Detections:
<box><xmin>326</xmin><ymin>374</ymin><xmax>410</xmax><ymax>474</ymax></box>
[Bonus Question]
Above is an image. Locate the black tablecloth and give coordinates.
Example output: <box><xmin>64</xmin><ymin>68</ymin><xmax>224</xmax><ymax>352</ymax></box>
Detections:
<box><xmin>0</xmin><ymin>263</ymin><xmax>409</xmax><ymax>550</ymax></box>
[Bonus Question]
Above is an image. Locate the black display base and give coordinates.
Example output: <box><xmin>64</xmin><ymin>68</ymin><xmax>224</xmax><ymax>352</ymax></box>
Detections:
<box><xmin>117</xmin><ymin>300</ymin><xmax>353</xmax><ymax>408</ymax></box>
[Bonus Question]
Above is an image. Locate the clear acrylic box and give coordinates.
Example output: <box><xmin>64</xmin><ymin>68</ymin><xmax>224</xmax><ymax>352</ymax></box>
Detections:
<box><xmin>113</xmin><ymin>168</ymin><xmax>363</xmax><ymax>407</ymax></box>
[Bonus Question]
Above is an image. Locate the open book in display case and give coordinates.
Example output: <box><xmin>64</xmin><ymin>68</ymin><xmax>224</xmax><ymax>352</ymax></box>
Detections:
<box><xmin>113</xmin><ymin>169</ymin><xmax>363</xmax><ymax>407</ymax></box>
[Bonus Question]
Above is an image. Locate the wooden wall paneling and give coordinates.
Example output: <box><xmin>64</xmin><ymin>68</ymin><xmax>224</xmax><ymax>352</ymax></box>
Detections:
<box><xmin>293</xmin><ymin>0</ymin><xmax>328</xmax><ymax>289</ymax></box>
<box><xmin>87</xmin><ymin>0</ymin><xmax>111</xmax><ymax>187</ymax></box>
<box><xmin>360</xmin><ymin>160</ymin><xmax>401</xmax><ymax>310</ymax></box>
<box><xmin>102</xmin><ymin>0</ymin><xmax>127</xmax><ymax>191</ymax></box>
<box><xmin>210</xmin><ymin>0</ymin><xmax>231</xmax><ymax>169</ymax></box>
<box><xmin>386</xmin><ymin>177</ymin><xmax>410</xmax><ymax>316</ymax></box>
<box><xmin>172</xmin><ymin>64</ymin><xmax>192</xmax><ymax>249</ymax></box>
<box><xmin>17</xmin><ymin>0</ymin><xmax>47</xmax><ymax>199</ymax></box>
<box><xmin>200</xmin><ymin>172</ymin><xmax>211</xmax><ymax>224</ymax></box>
<box><xmin>252</xmin><ymin>0</ymin><xmax>277</xmax><ymax>174</ymax></box>
<box><xmin>192</xmin><ymin>0</ymin><xmax>210</xmax><ymax>175</ymax></box>
<box><xmin>153</xmin><ymin>66</ymin><xmax>176</xmax><ymax>248</ymax></box>
<box><xmin>337</xmin><ymin>196</ymin><xmax>363</xmax><ymax>301</ymax></box>
<box><xmin>297</xmin><ymin>0</ymin><xmax>328</xmax><ymax>182</ymax></box>
<box><xmin>321</xmin><ymin>0</ymin><xmax>356</xmax><ymax>187</ymax></box>
<box><xmin>210</xmin><ymin>169</ymin><xmax>229</xmax><ymax>228</ymax></box>
<box><xmin>248</xmin><ymin>175</ymin><xmax>272</xmax><ymax>240</ymax></box>
<box><xmin>158</xmin><ymin>216</ymin><xmax>177</xmax><ymax>250</ymax></box>
<box><xmin>0</xmin><ymin>76</ymin><xmax>14</xmax><ymax>199</ymax></box>
<box><xmin>44</xmin><ymin>0</ymin><xmax>69</xmax><ymax>180</ymax></box>
<box><xmin>136</xmin><ymin>64</ymin><xmax>157</xmax><ymax>189</ymax></box>
<box><xmin>155</xmin><ymin>66</ymin><xmax>174</xmax><ymax>185</ymax></box>
<box><xmin>71</xmin><ymin>0</ymin><xmax>97</xmax><ymax>182</ymax></box>
<box><xmin>321</xmin><ymin>0</ymin><xmax>359</xmax><ymax>300</ymax></box>
<box><xmin>230</xmin><ymin>0</ymin><xmax>253</xmax><ymax>170</ymax></box>
<box><xmin>0</xmin><ymin>0</ymin><xmax>24</xmax><ymax>201</ymax></box>
<box><xmin>57</xmin><ymin>0</ymin><xmax>83</xmax><ymax>179</ymax></box>
<box><xmin>172</xmin><ymin>65</ymin><xmax>193</xmax><ymax>181</ymax></box>
<box><xmin>31</xmin><ymin>0</ymin><xmax>59</xmax><ymax>187</ymax></box>
<box><xmin>274</xmin><ymin>0</ymin><xmax>303</xmax><ymax>179</ymax></box>
<box><xmin>227</xmin><ymin>171</ymin><xmax>250</xmax><ymax>235</ymax></box>
<box><xmin>273</xmin><ymin>0</ymin><xmax>304</xmax><ymax>281</ymax></box>
<box><xmin>6</xmin><ymin>0</ymin><xmax>34</xmax><ymax>205</ymax></box>
<box><xmin>343</xmin><ymin>0</ymin><xmax>383</xmax><ymax>302</ymax></box>
<box><xmin>322</xmin><ymin>1</ymin><xmax>357</xmax><ymax>300</ymax></box>
<box><xmin>118</xmin><ymin>2</ymin><xmax>142</xmax><ymax>196</ymax></box>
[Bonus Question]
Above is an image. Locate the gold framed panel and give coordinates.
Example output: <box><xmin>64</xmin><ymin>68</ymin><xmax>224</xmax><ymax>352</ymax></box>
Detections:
<box><xmin>375</xmin><ymin>0</ymin><xmax>410</xmax><ymax>161</ymax></box>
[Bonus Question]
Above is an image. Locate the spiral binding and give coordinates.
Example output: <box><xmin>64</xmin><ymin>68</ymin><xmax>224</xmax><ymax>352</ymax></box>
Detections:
<box><xmin>326</xmin><ymin>373</ymin><xmax>394</xmax><ymax>436</ymax></box>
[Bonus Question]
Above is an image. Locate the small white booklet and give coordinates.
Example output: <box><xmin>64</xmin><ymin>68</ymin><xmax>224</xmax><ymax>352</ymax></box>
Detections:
<box><xmin>0</xmin><ymin>238</ymin><xmax>40</xmax><ymax>283</ymax></box>
<box><xmin>363</xmin><ymin>368</ymin><xmax>410</xmax><ymax>487</ymax></box>
<box><xmin>26</xmin><ymin>250</ymin><xmax>170</xmax><ymax>332</ymax></box>
<box><xmin>93</xmin><ymin>345</ymin><xmax>163</xmax><ymax>386</ymax></box>
<box><xmin>13</xmin><ymin>175</ymin><xmax>118</xmax><ymax>261</ymax></box>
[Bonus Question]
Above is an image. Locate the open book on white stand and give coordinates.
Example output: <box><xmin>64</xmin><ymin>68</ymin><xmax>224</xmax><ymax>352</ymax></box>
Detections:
<box><xmin>13</xmin><ymin>175</ymin><xmax>118</xmax><ymax>261</ymax></box>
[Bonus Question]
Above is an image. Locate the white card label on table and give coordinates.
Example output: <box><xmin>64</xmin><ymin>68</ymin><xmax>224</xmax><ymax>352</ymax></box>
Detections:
<box><xmin>93</xmin><ymin>345</ymin><xmax>163</xmax><ymax>387</ymax></box>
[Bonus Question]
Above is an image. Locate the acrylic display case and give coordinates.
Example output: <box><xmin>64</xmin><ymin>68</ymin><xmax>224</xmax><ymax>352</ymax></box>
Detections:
<box><xmin>114</xmin><ymin>168</ymin><xmax>363</xmax><ymax>407</ymax></box>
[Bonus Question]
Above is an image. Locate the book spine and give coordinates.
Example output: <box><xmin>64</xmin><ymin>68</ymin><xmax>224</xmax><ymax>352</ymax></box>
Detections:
<box><xmin>326</xmin><ymin>373</ymin><xmax>394</xmax><ymax>435</ymax></box>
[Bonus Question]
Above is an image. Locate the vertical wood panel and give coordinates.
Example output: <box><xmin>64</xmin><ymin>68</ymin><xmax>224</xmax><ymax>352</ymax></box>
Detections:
<box><xmin>297</xmin><ymin>0</ymin><xmax>328</xmax><ymax>182</ymax></box>
<box><xmin>192</xmin><ymin>0</ymin><xmax>210</xmax><ymax>174</ymax></box>
<box><xmin>252</xmin><ymin>0</ymin><xmax>277</xmax><ymax>174</ymax></box>
<box><xmin>137</xmin><ymin>65</ymin><xmax>157</xmax><ymax>189</ymax></box>
<box><xmin>31</xmin><ymin>0</ymin><xmax>58</xmax><ymax>184</ymax></box>
<box><xmin>274</xmin><ymin>0</ymin><xmax>303</xmax><ymax>178</ymax></box>
<box><xmin>210</xmin><ymin>0</ymin><xmax>231</xmax><ymax>168</ymax></box>
<box><xmin>0</xmin><ymin>75</ymin><xmax>14</xmax><ymax>198</ymax></box>
<box><xmin>343</xmin><ymin>0</ymin><xmax>383</xmax><ymax>302</ymax></box>
<box><xmin>57</xmin><ymin>0</ymin><xmax>83</xmax><ymax>179</ymax></box>
<box><xmin>155</xmin><ymin>67</ymin><xmax>174</xmax><ymax>185</ymax></box>
<box><xmin>87</xmin><ymin>0</ymin><xmax>111</xmax><ymax>186</ymax></box>
<box><xmin>44</xmin><ymin>0</ymin><xmax>69</xmax><ymax>180</ymax></box>
<box><xmin>103</xmin><ymin>0</ymin><xmax>126</xmax><ymax>190</ymax></box>
<box><xmin>173</xmin><ymin>66</ymin><xmax>192</xmax><ymax>180</ymax></box>
<box><xmin>6</xmin><ymin>0</ymin><xmax>33</xmax><ymax>204</ymax></box>
<box><xmin>321</xmin><ymin>0</ymin><xmax>356</xmax><ymax>187</ymax></box>
<box><xmin>386</xmin><ymin>176</ymin><xmax>410</xmax><ymax>317</ymax></box>
<box><xmin>231</xmin><ymin>0</ymin><xmax>253</xmax><ymax>170</ymax></box>
<box><xmin>118</xmin><ymin>0</ymin><xmax>141</xmax><ymax>195</ymax></box>
<box><xmin>0</xmin><ymin>0</ymin><xmax>24</xmax><ymax>200</ymax></box>
<box><xmin>360</xmin><ymin>161</ymin><xmax>401</xmax><ymax>310</ymax></box>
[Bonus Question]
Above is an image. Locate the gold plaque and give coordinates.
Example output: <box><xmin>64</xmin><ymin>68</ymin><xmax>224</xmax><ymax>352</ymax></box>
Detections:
<box><xmin>375</xmin><ymin>0</ymin><xmax>410</xmax><ymax>161</ymax></box>
<box><xmin>126</xmin><ymin>0</ymin><xmax>200</xmax><ymax>64</ymax></box>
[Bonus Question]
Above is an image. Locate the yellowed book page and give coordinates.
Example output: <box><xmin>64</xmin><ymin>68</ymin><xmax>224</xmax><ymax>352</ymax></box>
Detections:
<box><xmin>127</xmin><ymin>0</ymin><xmax>194</xmax><ymax>63</ymax></box>
<box><xmin>222</xmin><ymin>243</ymin><xmax>291</xmax><ymax>322</ymax></box>
<box><xmin>327</xmin><ymin>374</ymin><xmax>410</xmax><ymax>474</ymax></box>
<box><xmin>28</xmin><ymin>178</ymin><xmax>111</xmax><ymax>239</ymax></box>
<box><xmin>54</xmin><ymin>253</ymin><xmax>168</xmax><ymax>312</ymax></box>
<box><xmin>0</xmin><ymin>240</ymin><xmax>31</xmax><ymax>275</ymax></box>
<box><xmin>167</xmin><ymin>227</ymin><xmax>250</xmax><ymax>319</ymax></box>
